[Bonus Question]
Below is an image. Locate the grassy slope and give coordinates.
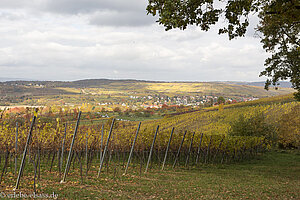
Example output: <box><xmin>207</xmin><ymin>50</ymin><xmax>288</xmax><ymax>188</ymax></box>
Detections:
<box><xmin>1</xmin><ymin>151</ymin><xmax>299</xmax><ymax>199</ymax></box>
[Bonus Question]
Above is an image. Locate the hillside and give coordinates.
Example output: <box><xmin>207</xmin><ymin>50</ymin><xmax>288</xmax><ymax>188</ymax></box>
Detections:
<box><xmin>135</xmin><ymin>94</ymin><xmax>299</xmax><ymax>148</ymax></box>
<box><xmin>220</xmin><ymin>81</ymin><xmax>293</xmax><ymax>88</ymax></box>
<box><xmin>0</xmin><ymin>79</ymin><xmax>294</xmax><ymax>104</ymax></box>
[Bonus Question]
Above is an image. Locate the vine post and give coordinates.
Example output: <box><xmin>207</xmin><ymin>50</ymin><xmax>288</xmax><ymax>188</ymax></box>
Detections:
<box><xmin>97</xmin><ymin>118</ymin><xmax>115</xmax><ymax>178</ymax></box>
<box><xmin>124</xmin><ymin>122</ymin><xmax>141</xmax><ymax>175</ymax></box>
<box><xmin>14</xmin><ymin>115</ymin><xmax>36</xmax><ymax>190</ymax></box>
<box><xmin>161</xmin><ymin>127</ymin><xmax>174</xmax><ymax>171</ymax></box>
<box><xmin>145</xmin><ymin>125</ymin><xmax>159</xmax><ymax>173</ymax></box>
<box><xmin>185</xmin><ymin>132</ymin><xmax>195</xmax><ymax>167</ymax></box>
<box><xmin>61</xmin><ymin>111</ymin><xmax>81</xmax><ymax>183</ymax></box>
<box><xmin>173</xmin><ymin>130</ymin><xmax>187</xmax><ymax>168</ymax></box>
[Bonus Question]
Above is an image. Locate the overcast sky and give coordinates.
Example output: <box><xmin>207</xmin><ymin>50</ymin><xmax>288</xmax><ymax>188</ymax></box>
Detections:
<box><xmin>0</xmin><ymin>0</ymin><xmax>268</xmax><ymax>82</ymax></box>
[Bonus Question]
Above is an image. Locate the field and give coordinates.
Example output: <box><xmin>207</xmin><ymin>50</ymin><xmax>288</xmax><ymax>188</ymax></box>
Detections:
<box><xmin>0</xmin><ymin>150</ymin><xmax>299</xmax><ymax>199</ymax></box>
<box><xmin>0</xmin><ymin>86</ymin><xmax>299</xmax><ymax>199</ymax></box>
<box><xmin>0</xmin><ymin>79</ymin><xmax>294</xmax><ymax>107</ymax></box>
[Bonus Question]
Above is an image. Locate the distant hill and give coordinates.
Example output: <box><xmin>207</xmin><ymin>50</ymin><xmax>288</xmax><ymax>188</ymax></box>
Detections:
<box><xmin>221</xmin><ymin>81</ymin><xmax>292</xmax><ymax>88</ymax></box>
<box><xmin>0</xmin><ymin>79</ymin><xmax>294</xmax><ymax>99</ymax></box>
<box><xmin>0</xmin><ymin>77</ymin><xmax>35</xmax><ymax>82</ymax></box>
<box><xmin>0</xmin><ymin>77</ymin><xmax>25</xmax><ymax>82</ymax></box>
<box><xmin>2</xmin><ymin>78</ymin><xmax>293</xmax><ymax>88</ymax></box>
<box><xmin>2</xmin><ymin>79</ymin><xmax>149</xmax><ymax>88</ymax></box>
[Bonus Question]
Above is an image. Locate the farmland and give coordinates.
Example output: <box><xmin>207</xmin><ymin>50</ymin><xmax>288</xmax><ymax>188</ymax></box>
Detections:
<box><xmin>0</xmin><ymin>79</ymin><xmax>293</xmax><ymax>108</ymax></box>
<box><xmin>0</xmin><ymin>91</ymin><xmax>299</xmax><ymax>199</ymax></box>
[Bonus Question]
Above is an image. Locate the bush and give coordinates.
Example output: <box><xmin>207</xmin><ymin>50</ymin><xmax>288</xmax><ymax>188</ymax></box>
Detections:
<box><xmin>278</xmin><ymin>105</ymin><xmax>300</xmax><ymax>149</ymax></box>
<box><xmin>228</xmin><ymin>112</ymin><xmax>277</xmax><ymax>143</ymax></box>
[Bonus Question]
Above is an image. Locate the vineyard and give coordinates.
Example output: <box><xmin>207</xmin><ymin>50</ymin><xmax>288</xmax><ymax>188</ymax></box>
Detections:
<box><xmin>0</xmin><ymin>94</ymin><xmax>299</xmax><ymax>193</ymax></box>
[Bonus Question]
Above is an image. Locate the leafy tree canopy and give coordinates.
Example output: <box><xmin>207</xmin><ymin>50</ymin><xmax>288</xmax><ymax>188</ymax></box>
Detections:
<box><xmin>147</xmin><ymin>0</ymin><xmax>300</xmax><ymax>100</ymax></box>
<box><xmin>217</xmin><ymin>96</ymin><xmax>225</xmax><ymax>104</ymax></box>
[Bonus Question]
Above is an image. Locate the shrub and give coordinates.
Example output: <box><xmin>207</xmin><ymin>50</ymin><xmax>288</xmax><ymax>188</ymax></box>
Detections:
<box><xmin>278</xmin><ymin>105</ymin><xmax>300</xmax><ymax>149</ymax></box>
<box><xmin>228</xmin><ymin>112</ymin><xmax>277</xmax><ymax>143</ymax></box>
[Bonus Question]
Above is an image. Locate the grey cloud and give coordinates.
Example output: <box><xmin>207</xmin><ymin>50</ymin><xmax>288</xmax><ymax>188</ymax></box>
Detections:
<box><xmin>44</xmin><ymin>0</ymin><xmax>146</xmax><ymax>14</ymax></box>
<box><xmin>0</xmin><ymin>0</ymin><xmax>267</xmax><ymax>82</ymax></box>
<box><xmin>0</xmin><ymin>0</ymin><xmax>155</xmax><ymax>27</ymax></box>
<box><xmin>0</xmin><ymin>0</ymin><xmax>146</xmax><ymax>13</ymax></box>
<box><xmin>245</xmin><ymin>14</ymin><xmax>260</xmax><ymax>37</ymax></box>
<box><xmin>89</xmin><ymin>10</ymin><xmax>154</xmax><ymax>27</ymax></box>
<box><xmin>0</xmin><ymin>0</ymin><xmax>31</xmax><ymax>8</ymax></box>
<box><xmin>44</xmin><ymin>0</ymin><xmax>155</xmax><ymax>27</ymax></box>
<box><xmin>0</xmin><ymin>0</ymin><xmax>44</xmax><ymax>9</ymax></box>
<box><xmin>0</xmin><ymin>11</ymin><xmax>24</xmax><ymax>21</ymax></box>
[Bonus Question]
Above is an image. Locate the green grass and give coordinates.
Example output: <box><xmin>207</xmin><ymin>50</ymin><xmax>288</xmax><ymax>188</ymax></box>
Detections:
<box><xmin>1</xmin><ymin>150</ymin><xmax>299</xmax><ymax>199</ymax></box>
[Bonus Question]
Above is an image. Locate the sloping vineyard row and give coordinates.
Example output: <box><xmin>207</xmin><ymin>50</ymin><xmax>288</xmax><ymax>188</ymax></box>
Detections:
<box><xmin>1</xmin><ymin>101</ymin><xmax>298</xmax><ymax>154</ymax></box>
<box><xmin>2</xmin><ymin>101</ymin><xmax>297</xmax><ymax>188</ymax></box>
